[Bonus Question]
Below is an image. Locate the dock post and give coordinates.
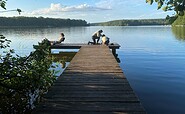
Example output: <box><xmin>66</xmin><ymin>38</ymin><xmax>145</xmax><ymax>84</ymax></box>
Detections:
<box><xmin>112</xmin><ymin>48</ymin><xmax>116</xmax><ymax>57</ymax></box>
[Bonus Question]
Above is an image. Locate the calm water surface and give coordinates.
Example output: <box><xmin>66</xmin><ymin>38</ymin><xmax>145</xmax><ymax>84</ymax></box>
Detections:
<box><xmin>1</xmin><ymin>26</ymin><xmax>185</xmax><ymax>114</ymax></box>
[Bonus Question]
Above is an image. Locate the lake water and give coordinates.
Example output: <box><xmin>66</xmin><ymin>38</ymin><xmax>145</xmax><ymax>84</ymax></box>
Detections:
<box><xmin>1</xmin><ymin>26</ymin><xmax>185</xmax><ymax>114</ymax></box>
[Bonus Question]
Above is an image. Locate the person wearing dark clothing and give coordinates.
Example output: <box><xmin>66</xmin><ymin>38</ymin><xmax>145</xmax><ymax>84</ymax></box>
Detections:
<box><xmin>91</xmin><ymin>30</ymin><xmax>103</xmax><ymax>44</ymax></box>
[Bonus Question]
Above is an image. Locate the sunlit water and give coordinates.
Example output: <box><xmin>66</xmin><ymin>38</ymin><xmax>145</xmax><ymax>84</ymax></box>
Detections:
<box><xmin>1</xmin><ymin>26</ymin><xmax>185</xmax><ymax>114</ymax></box>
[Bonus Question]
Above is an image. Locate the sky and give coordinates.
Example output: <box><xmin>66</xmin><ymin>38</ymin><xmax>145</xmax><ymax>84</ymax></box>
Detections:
<box><xmin>0</xmin><ymin>0</ymin><xmax>174</xmax><ymax>23</ymax></box>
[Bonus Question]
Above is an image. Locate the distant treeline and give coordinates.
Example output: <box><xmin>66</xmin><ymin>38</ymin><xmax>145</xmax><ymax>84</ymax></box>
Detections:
<box><xmin>91</xmin><ymin>19</ymin><xmax>170</xmax><ymax>26</ymax></box>
<box><xmin>0</xmin><ymin>17</ymin><xmax>89</xmax><ymax>27</ymax></box>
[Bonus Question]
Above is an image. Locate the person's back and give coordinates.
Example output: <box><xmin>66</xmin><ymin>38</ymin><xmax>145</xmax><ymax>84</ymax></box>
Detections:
<box><xmin>102</xmin><ymin>34</ymin><xmax>109</xmax><ymax>45</ymax></box>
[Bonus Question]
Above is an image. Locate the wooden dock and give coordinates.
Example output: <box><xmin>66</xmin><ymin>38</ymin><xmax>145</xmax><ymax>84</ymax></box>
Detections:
<box><xmin>34</xmin><ymin>45</ymin><xmax>146</xmax><ymax>114</ymax></box>
<box><xmin>50</xmin><ymin>43</ymin><xmax>120</xmax><ymax>57</ymax></box>
<box><xmin>50</xmin><ymin>43</ymin><xmax>120</xmax><ymax>50</ymax></box>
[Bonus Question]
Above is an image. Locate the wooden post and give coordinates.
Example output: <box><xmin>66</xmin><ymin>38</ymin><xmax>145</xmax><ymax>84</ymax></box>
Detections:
<box><xmin>112</xmin><ymin>48</ymin><xmax>117</xmax><ymax>57</ymax></box>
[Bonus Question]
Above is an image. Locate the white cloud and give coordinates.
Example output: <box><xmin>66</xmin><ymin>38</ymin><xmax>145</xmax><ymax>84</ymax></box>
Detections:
<box><xmin>25</xmin><ymin>3</ymin><xmax>111</xmax><ymax>15</ymax></box>
<box><xmin>96</xmin><ymin>0</ymin><xmax>144</xmax><ymax>8</ymax></box>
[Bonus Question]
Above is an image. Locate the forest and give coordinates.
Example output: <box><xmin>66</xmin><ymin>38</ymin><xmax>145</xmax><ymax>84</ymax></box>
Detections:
<box><xmin>91</xmin><ymin>19</ymin><xmax>171</xmax><ymax>26</ymax></box>
<box><xmin>1</xmin><ymin>17</ymin><xmax>184</xmax><ymax>27</ymax></box>
<box><xmin>0</xmin><ymin>16</ymin><xmax>89</xmax><ymax>27</ymax></box>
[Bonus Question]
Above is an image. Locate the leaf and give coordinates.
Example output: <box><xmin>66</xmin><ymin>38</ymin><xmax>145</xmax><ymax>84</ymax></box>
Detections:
<box><xmin>146</xmin><ymin>0</ymin><xmax>154</xmax><ymax>5</ymax></box>
<box><xmin>162</xmin><ymin>6</ymin><xmax>168</xmax><ymax>11</ymax></box>
<box><xmin>157</xmin><ymin>1</ymin><xmax>163</xmax><ymax>9</ymax></box>
<box><xmin>177</xmin><ymin>5</ymin><xmax>184</xmax><ymax>11</ymax></box>
<box><xmin>10</xmin><ymin>49</ymin><xmax>15</xmax><ymax>53</ymax></box>
<box><xmin>17</xmin><ymin>8</ymin><xmax>21</xmax><ymax>14</ymax></box>
<box><xmin>0</xmin><ymin>1</ymin><xmax>6</xmax><ymax>9</ymax></box>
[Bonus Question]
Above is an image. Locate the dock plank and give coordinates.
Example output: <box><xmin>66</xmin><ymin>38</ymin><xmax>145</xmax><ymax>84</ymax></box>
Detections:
<box><xmin>50</xmin><ymin>43</ymin><xmax>120</xmax><ymax>50</ymax></box>
<box><xmin>34</xmin><ymin>45</ymin><xmax>146</xmax><ymax>114</ymax></box>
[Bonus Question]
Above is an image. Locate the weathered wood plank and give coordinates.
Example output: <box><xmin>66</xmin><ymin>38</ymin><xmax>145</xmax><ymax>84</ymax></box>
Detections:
<box><xmin>35</xmin><ymin>102</ymin><xmax>144</xmax><ymax>112</ymax></box>
<box><xmin>50</xmin><ymin>43</ymin><xmax>120</xmax><ymax>49</ymax></box>
<box><xmin>43</xmin><ymin>97</ymin><xmax>140</xmax><ymax>103</ymax></box>
<box><xmin>60</xmin><ymin>72</ymin><xmax>126</xmax><ymax>78</ymax></box>
<box><xmin>44</xmin><ymin>93</ymin><xmax>138</xmax><ymax>98</ymax></box>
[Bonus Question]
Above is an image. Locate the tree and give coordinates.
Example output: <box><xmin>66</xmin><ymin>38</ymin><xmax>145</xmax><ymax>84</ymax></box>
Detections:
<box><xmin>146</xmin><ymin>0</ymin><xmax>185</xmax><ymax>16</ymax></box>
<box><xmin>0</xmin><ymin>37</ymin><xmax>57</xmax><ymax>113</ymax></box>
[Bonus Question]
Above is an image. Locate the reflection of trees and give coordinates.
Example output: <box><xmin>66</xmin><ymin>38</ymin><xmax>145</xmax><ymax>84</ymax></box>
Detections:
<box><xmin>172</xmin><ymin>27</ymin><xmax>185</xmax><ymax>41</ymax></box>
<box><xmin>51</xmin><ymin>52</ymin><xmax>76</xmax><ymax>68</ymax></box>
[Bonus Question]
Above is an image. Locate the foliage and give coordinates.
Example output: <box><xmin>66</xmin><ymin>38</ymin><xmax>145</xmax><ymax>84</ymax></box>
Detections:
<box><xmin>0</xmin><ymin>16</ymin><xmax>88</xmax><ymax>27</ymax></box>
<box><xmin>0</xmin><ymin>0</ymin><xmax>7</xmax><ymax>10</ymax></box>
<box><xmin>91</xmin><ymin>19</ymin><xmax>170</xmax><ymax>26</ymax></box>
<box><xmin>146</xmin><ymin>0</ymin><xmax>185</xmax><ymax>16</ymax></box>
<box><xmin>1</xmin><ymin>2</ymin><xmax>57</xmax><ymax>114</ymax></box>
<box><xmin>172</xmin><ymin>11</ymin><xmax>185</xmax><ymax>26</ymax></box>
<box><xmin>0</xmin><ymin>34</ymin><xmax>11</xmax><ymax>48</ymax></box>
<box><xmin>0</xmin><ymin>37</ymin><xmax>56</xmax><ymax>113</ymax></box>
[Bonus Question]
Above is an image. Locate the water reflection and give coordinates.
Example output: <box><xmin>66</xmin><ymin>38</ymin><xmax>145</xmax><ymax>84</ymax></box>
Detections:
<box><xmin>51</xmin><ymin>50</ymin><xmax>120</xmax><ymax>66</ymax></box>
<box><xmin>172</xmin><ymin>26</ymin><xmax>185</xmax><ymax>41</ymax></box>
<box><xmin>51</xmin><ymin>52</ymin><xmax>76</xmax><ymax>68</ymax></box>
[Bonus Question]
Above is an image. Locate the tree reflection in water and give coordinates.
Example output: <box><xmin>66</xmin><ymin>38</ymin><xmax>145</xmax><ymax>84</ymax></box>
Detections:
<box><xmin>51</xmin><ymin>52</ymin><xmax>76</xmax><ymax>68</ymax></box>
<box><xmin>172</xmin><ymin>26</ymin><xmax>185</xmax><ymax>41</ymax></box>
<box><xmin>50</xmin><ymin>51</ymin><xmax>120</xmax><ymax>73</ymax></box>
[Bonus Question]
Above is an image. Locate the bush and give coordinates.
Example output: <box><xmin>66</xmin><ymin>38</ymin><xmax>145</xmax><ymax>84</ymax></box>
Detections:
<box><xmin>0</xmin><ymin>36</ymin><xmax>56</xmax><ymax>113</ymax></box>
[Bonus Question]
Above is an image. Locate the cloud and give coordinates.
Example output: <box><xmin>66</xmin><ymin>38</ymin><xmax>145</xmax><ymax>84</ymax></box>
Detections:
<box><xmin>96</xmin><ymin>0</ymin><xmax>144</xmax><ymax>8</ymax></box>
<box><xmin>26</xmin><ymin>3</ymin><xmax>111</xmax><ymax>15</ymax></box>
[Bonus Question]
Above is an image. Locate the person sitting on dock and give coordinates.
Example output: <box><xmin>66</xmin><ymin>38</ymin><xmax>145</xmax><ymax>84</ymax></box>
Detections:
<box><xmin>50</xmin><ymin>33</ymin><xmax>65</xmax><ymax>45</ymax></box>
<box><xmin>88</xmin><ymin>30</ymin><xmax>103</xmax><ymax>45</ymax></box>
<box><xmin>101</xmin><ymin>34</ymin><xmax>110</xmax><ymax>45</ymax></box>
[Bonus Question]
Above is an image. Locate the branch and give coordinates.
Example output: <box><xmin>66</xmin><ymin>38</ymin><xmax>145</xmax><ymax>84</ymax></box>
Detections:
<box><xmin>0</xmin><ymin>9</ymin><xmax>21</xmax><ymax>14</ymax></box>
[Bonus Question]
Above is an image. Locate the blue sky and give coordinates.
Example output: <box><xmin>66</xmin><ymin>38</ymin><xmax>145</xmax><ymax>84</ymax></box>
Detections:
<box><xmin>1</xmin><ymin>0</ymin><xmax>173</xmax><ymax>23</ymax></box>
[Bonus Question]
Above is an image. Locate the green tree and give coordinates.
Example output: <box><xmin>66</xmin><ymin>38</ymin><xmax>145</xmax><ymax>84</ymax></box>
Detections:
<box><xmin>146</xmin><ymin>0</ymin><xmax>185</xmax><ymax>16</ymax></box>
<box><xmin>91</xmin><ymin>19</ymin><xmax>169</xmax><ymax>26</ymax></box>
<box><xmin>0</xmin><ymin>37</ymin><xmax>57</xmax><ymax>113</ymax></box>
<box><xmin>0</xmin><ymin>17</ymin><xmax>88</xmax><ymax>27</ymax></box>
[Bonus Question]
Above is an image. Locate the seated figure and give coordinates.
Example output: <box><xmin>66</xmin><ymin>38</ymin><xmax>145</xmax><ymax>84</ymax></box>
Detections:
<box><xmin>50</xmin><ymin>33</ymin><xmax>65</xmax><ymax>45</ymax></box>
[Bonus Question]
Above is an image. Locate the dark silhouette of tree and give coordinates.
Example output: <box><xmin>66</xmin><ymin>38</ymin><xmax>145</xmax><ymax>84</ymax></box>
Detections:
<box><xmin>146</xmin><ymin>0</ymin><xmax>185</xmax><ymax>16</ymax></box>
<box><xmin>0</xmin><ymin>17</ymin><xmax>88</xmax><ymax>27</ymax></box>
<box><xmin>91</xmin><ymin>19</ymin><xmax>169</xmax><ymax>26</ymax></box>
